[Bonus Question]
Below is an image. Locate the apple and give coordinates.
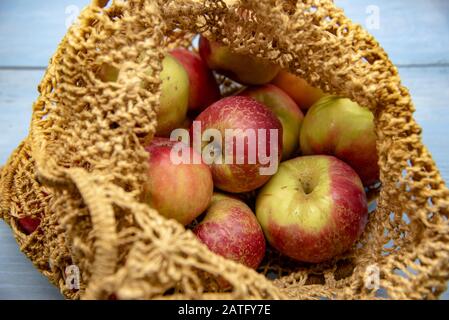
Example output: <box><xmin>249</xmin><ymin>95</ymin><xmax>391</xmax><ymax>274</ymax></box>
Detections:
<box><xmin>193</xmin><ymin>193</ymin><xmax>266</xmax><ymax>269</ymax></box>
<box><xmin>300</xmin><ymin>95</ymin><xmax>379</xmax><ymax>186</ymax></box>
<box><xmin>193</xmin><ymin>96</ymin><xmax>283</xmax><ymax>193</ymax></box>
<box><xmin>98</xmin><ymin>55</ymin><xmax>190</xmax><ymax>137</ymax></box>
<box><xmin>18</xmin><ymin>217</ymin><xmax>41</xmax><ymax>235</ymax></box>
<box><xmin>177</xmin><ymin>115</ymin><xmax>193</xmax><ymax>130</ymax></box>
<box><xmin>170</xmin><ymin>48</ymin><xmax>221</xmax><ymax>112</ymax></box>
<box><xmin>199</xmin><ymin>36</ymin><xmax>280</xmax><ymax>85</ymax></box>
<box><xmin>144</xmin><ymin>137</ymin><xmax>213</xmax><ymax>225</ymax></box>
<box><xmin>272</xmin><ymin>70</ymin><xmax>325</xmax><ymax>111</ymax></box>
<box><xmin>155</xmin><ymin>54</ymin><xmax>190</xmax><ymax>136</ymax></box>
<box><xmin>256</xmin><ymin>155</ymin><xmax>368</xmax><ymax>263</ymax></box>
<box><xmin>98</xmin><ymin>63</ymin><xmax>119</xmax><ymax>82</ymax></box>
<box><xmin>240</xmin><ymin>84</ymin><xmax>304</xmax><ymax>160</ymax></box>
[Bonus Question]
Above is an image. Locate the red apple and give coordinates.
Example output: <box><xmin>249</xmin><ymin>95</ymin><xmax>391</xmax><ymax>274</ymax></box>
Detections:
<box><xmin>193</xmin><ymin>193</ymin><xmax>266</xmax><ymax>269</ymax></box>
<box><xmin>144</xmin><ymin>137</ymin><xmax>213</xmax><ymax>225</ymax></box>
<box><xmin>300</xmin><ymin>95</ymin><xmax>379</xmax><ymax>186</ymax></box>
<box><xmin>193</xmin><ymin>96</ymin><xmax>283</xmax><ymax>193</ymax></box>
<box><xmin>240</xmin><ymin>84</ymin><xmax>304</xmax><ymax>160</ymax></box>
<box><xmin>256</xmin><ymin>155</ymin><xmax>368</xmax><ymax>263</ymax></box>
<box><xmin>272</xmin><ymin>70</ymin><xmax>325</xmax><ymax>111</ymax></box>
<box><xmin>199</xmin><ymin>36</ymin><xmax>280</xmax><ymax>85</ymax></box>
<box><xmin>17</xmin><ymin>217</ymin><xmax>41</xmax><ymax>235</ymax></box>
<box><xmin>170</xmin><ymin>48</ymin><xmax>221</xmax><ymax>112</ymax></box>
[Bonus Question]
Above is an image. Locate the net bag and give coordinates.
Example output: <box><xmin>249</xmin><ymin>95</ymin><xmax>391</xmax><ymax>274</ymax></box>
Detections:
<box><xmin>1</xmin><ymin>0</ymin><xmax>448</xmax><ymax>300</ymax></box>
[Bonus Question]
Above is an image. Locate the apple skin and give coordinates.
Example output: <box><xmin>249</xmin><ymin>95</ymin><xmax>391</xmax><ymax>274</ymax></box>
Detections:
<box><xmin>98</xmin><ymin>63</ymin><xmax>119</xmax><ymax>82</ymax></box>
<box><xmin>256</xmin><ymin>155</ymin><xmax>368</xmax><ymax>263</ymax></box>
<box><xmin>300</xmin><ymin>95</ymin><xmax>379</xmax><ymax>186</ymax></box>
<box><xmin>144</xmin><ymin>137</ymin><xmax>213</xmax><ymax>225</ymax></box>
<box><xmin>97</xmin><ymin>55</ymin><xmax>189</xmax><ymax>137</ymax></box>
<box><xmin>193</xmin><ymin>96</ymin><xmax>283</xmax><ymax>193</ymax></box>
<box><xmin>193</xmin><ymin>193</ymin><xmax>266</xmax><ymax>269</ymax></box>
<box><xmin>272</xmin><ymin>70</ymin><xmax>325</xmax><ymax>111</ymax></box>
<box><xmin>156</xmin><ymin>54</ymin><xmax>190</xmax><ymax>137</ymax></box>
<box><xmin>18</xmin><ymin>217</ymin><xmax>41</xmax><ymax>235</ymax></box>
<box><xmin>240</xmin><ymin>84</ymin><xmax>304</xmax><ymax>160</ymax></box>
<box><xmin>199</xmin><ymin>36</ymin><xmax>280</xmax><ymax>85</ymax></box>
<box><xmin>179</xmin><ymin>116</ymin><xmax>193</xmax><ymax>130</ymax></box>
<box><xmin>170</xmin><ymin>48</ymin><xmax>221</xmax><ymax>112</ymax></box>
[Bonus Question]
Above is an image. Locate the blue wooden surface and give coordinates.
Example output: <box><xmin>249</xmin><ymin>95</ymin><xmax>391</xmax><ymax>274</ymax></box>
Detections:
<box><xmin>0</xmin><ymin>0</ymin><xmax>448</xmax><ymax>300</ymax></box>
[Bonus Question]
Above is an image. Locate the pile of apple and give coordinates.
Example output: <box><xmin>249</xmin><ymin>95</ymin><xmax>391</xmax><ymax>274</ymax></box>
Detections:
<box><xmin>117</xmin><ymin>37</ymin><xmax>379</xmax><ymax>271</ymax></box>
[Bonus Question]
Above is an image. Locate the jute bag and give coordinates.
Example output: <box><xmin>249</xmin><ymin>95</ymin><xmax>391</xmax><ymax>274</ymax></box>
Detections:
<box><xmin>1</xmin><ymin>0</ymin><xmax>448</xmax><ymax>300</ymax></box>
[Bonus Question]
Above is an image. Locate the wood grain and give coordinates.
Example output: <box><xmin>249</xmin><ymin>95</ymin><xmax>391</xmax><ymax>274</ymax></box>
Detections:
<box><xmin>0</xmin><ymin>0</ymin><xmax>448</xmax><ymax>67</ymax></box>
<box><xmin>0</xmin><ymin>0</ymin><xmax>90</xmax><ymax>67</ymax></box>
<box><xmin>0</xmin><ymin>227</ymin><xmax>62</xmax><ymax>300</ymax></box>
<box><xmin>335</xmin><ymin>0</ymin><xmax>449</xmax><ymax>66</ymax></box>
<box><xmin>0</xmin><ymin>70</ymin><xmax>43</xmax><ymax>164</ymax></box>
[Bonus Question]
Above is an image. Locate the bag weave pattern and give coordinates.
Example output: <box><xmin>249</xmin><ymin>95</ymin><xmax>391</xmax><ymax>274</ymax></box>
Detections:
<box><xmin>1</xmin><ymin>0</ymin><xmax>448</xmax><ymax>300</ymax></box>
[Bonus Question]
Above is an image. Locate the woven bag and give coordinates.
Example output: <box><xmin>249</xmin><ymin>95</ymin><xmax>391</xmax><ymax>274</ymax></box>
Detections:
<box><xmin>1</xmin><ymin>0</ymin><xmax>448</xmax><ymax>300</ymax></box>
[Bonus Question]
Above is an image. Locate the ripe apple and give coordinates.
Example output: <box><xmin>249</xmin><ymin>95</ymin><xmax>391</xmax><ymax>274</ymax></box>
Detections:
<box><xmin>300</xmin><ymin>95</ymin><xmax>379</xmax><ymax>186</ymax></box>
<box><xmin>18</xmin><ymin>217</ymin><xmax>41</xmax><ymax>235</ymax></box>
<box><xmin>98</xmin><ymin>63</ymin><xmax>119</xmax><ymax>82</ymax></box>
<box><xmin>240</xmin><ymin>84</ymin><xmax>304</xmax><ymax>160</ymax></box>
<box><xmin>256</xmin><ymin>155</ymin><xmax>368</xmax><ymax>263</ymax></box>
<box><xmin>98</xmin><ymin>55</ymin><xmax>190</xmax><ymax>137</ymax></box>
<box><xmin>155</xmin><ymin>54</ymin><xmax>190</xmax><ymax>137</ymax></box>
<box><xmin>179</xmin><ymin>116</ymin><xmax>193</xmax><ymax>130</ymax></box>
<box><xmin>193</xmin><ymin>96</ymin><xmax>283</xmax><ymax>193</ymax></box>
<box><xmin>193</xmin><ymin>193</ymin><xmax>266</xmax><ymax>269</ymax></box>
<box><xmin>272</xmin><ymin>70</ymin><xmax>325</xmax><ymax>111</ymax></box>
<box><xmin>144</xmin><ymin>137</ymin><xmax>213</xmax><ymax>225</ymax></box>
<box><xmin>170</xmin><ymin>48</ymin><xmax>221</xmax><ymax>112</ymax></box>
<box><xmin>199</xmin><ymin>36</ymin><xmax>280</xmax><ymax>85</ymax></box>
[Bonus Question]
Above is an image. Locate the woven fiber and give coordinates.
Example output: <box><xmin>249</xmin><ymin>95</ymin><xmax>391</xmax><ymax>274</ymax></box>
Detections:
<box><xmin>1</xmin><ymin>0</ymin><xmax>448</xmax><ymax>300</ymax></box>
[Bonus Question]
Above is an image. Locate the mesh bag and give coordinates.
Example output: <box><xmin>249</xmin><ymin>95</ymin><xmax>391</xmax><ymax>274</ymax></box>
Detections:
<box><xmin>1</xmin><ymin>0</ymin><xmax>449</xmax><ymax>300</ymax></box>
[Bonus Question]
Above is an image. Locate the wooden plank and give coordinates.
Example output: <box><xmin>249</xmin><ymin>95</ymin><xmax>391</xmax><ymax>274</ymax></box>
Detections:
<box><xmin>0</xmin><ymin>70</ymin><xmax>43</xmax><ymax>164</ymax></box>
<box><xmin>400</xmin><ymin>66</ymin><xmax>449</xmax><ymax>181</ymax></box>
<box><xmin>0</xmin><ymin>0</ymin><xmax>448</xmax><ymax>67</ymax></box>
<box><xmin>0</xmin><ymin>0</ymin><xmax>90</xmax><ymax>67</ymax></box>
<box><xmin>0</xmin><ymin>223</ymin><xmax>63</xmax><ymax>299</ymax></box>
<box><xmin>335</xmin><ymin>0</ymin><xmax>449</xmax><ymax>66</ymax></box>
<box><xmin>0</xmin><ymin>68</ymin><xmax>62</xmax><ymax>299</ymax></box>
